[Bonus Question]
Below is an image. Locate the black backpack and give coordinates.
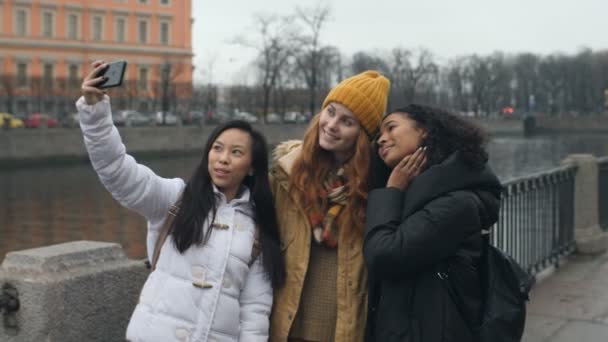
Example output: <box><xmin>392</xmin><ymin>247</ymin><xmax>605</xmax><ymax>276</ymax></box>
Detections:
<box><xmin>438</xmin><ymin>193</ymin><xmax>535</xmax><ymax>342</ymax></box>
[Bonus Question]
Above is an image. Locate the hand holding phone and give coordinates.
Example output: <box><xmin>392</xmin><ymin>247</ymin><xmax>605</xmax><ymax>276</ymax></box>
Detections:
<box><xmin>97</xmin><ymin>60</ymin><xmax>127</xmax><ymax>89</ymax></box>
<box><xmin>81</xmin><ymin>61</ymin><xmax>108</xmax><ymax>105</ymax></box>
<box><xmin>81</xmin><ymin>60</ymin><xmax>127</xmax><ymax>105</ymax></box>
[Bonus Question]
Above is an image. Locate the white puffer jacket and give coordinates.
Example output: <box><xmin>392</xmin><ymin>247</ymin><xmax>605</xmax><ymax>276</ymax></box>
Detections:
<box><xmin>76</xmin><ymin>96</ymin><xmax>272</xmax><ymax>342</ymax></box>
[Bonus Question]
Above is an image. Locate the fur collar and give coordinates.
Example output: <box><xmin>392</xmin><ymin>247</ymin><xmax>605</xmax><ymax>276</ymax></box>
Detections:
<box><xmin>272</xmin><ymin>140</ymin><xmax>302</xmax><ymax>176</ymax></box>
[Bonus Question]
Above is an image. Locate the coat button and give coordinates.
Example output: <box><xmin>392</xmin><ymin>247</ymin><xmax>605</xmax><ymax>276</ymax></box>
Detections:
<box><xmin>175</xmin><ymin>328</ymin><xmax>189</xmax><ymax>340</ymax></box>
<box><xmin>192</xmin><ymin>281</ymin><xmax>213</xmax><ymax>289</ymax></box>
<box><xmin>288</xmin><ymin>312</ymin><xmax>293</xmax><ymax>320</ymax></box>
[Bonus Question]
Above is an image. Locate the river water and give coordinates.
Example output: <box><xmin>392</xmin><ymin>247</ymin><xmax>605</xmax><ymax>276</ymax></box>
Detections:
<box><xmin>2</xmin><ymin>133</ymin><xmax>608</xmax><ymax>261</ymax></box>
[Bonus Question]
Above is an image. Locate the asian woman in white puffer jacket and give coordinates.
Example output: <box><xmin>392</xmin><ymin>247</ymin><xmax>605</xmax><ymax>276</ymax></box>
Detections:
<box><xmin>77</xmin><ymin>61</ymin><xmax>286</xmax><ymax>342</ymax></box>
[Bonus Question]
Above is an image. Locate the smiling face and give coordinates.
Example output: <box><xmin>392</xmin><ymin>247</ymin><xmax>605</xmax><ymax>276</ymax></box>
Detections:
<box><xmin>377</xmin><ymin>112</ymin><xmax>426</xmax><ymax>169</ymax></box>
<box><xmin>207</xmin><ymin>128</ymin><xmax>253</xmax><ymax>201</ymax></box>
<box><xmin>318</xmin><ymin>102</ymin><xmax>362</xmax><ymax>163</ymax></box>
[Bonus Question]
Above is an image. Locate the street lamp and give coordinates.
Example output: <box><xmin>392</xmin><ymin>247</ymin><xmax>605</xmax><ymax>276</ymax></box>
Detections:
<box><xmin>161</xmin><ymin>62</ymin><xmax>171</xmax><ymax>125</ymax></box>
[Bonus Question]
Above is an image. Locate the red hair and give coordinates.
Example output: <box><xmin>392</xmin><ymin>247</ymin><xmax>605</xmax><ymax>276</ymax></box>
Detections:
<box><xmin>289</xmin><ymin>113</ymin><xmax>371</xmax><ymax>234</ymax></box>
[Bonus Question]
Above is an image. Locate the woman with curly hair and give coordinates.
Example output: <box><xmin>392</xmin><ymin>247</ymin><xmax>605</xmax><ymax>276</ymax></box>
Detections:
<box><xmin>269</xmin><ymin>71</ymin><xmax>390</xmax><ymax>342</ymax></box>
<box><xmin>364</xmin><ymin>104</ymin><xmax>503</xmax><ymax>342</ymax></box>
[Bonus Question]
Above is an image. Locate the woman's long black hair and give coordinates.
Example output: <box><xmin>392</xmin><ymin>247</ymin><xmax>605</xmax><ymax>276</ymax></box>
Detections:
<box><xmin>170</xmin><ymin>120</ymin><xmax>286</xmax><ymax>289</ymax></box>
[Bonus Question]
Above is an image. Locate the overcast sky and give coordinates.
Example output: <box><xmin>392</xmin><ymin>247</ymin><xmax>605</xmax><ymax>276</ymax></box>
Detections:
<box><xmin>191</xmin><ymin>0</ymin><xmax>607</xmax><ymax>85</ymax></box>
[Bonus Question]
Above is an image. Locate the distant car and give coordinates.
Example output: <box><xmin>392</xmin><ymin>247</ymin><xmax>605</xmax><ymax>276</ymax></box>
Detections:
<box><xmin>155</xmin><ymin>111</ymin><xmax>180</xmax><ymax>126</ymax></box>
<box><xmin>0</xmin><ymin>112</ymin><xmax>25</xmax><ymax>129</ymax></box>
<box><xmin>60</xmin><ymin>113</ymin><xmax>80</xmax><ymax>128</ymax></box>
<box><xmin>125</xmin><ymin>111</ymin><xmax>154</xmax><ymax>127</ymax></box>
<box><xmin>284</xmin><ymin>111</ymin><xmax>308</xmax><ymax>123</ymax></box>
<box><xmin>265</xmin><ymin>113</ymin><xmax>282</xmax><ymax>124</ymax></box>
<box><xmin>206</xmin><ymin>111</ymin><xmax>231</xmax><ymax>124</ymax></box>
<box><xmin>112</xmin><ymin>109</ymin><xmax>137</xmax><ymax>126</ymax></box>
<box><xmin>23</xmin><ymin>113</ymin><xmax>59</xmax><ymax>128</ymax></box>
<box><xmin>182</xmin><ymin>111</ymin><xmax>204</xmax><ymax>125</ymax></box>
<box><xmin>234</xmin><ymin>111</ymin><xmax>258</xmax><ymax>123</ymax></box>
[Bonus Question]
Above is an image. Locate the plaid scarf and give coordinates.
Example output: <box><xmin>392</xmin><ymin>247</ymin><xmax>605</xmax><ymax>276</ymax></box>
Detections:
<box><xmin>309</xmin><ymin>168</ymin><xmax>348</xmax><ymax>248</ymax></box>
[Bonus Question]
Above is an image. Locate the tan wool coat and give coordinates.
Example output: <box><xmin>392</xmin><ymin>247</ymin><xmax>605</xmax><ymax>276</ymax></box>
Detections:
<box><xmin>268</xmin><ymin>141</ymin><xmax>368</xmax><ymax>342</ymax></box>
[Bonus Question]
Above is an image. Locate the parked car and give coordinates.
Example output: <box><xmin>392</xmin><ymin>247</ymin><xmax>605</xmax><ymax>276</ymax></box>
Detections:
<box><xmin>112</xmin><ymin>109</ymin><xmax>135</xmax><ymax>126</ymax></box>
<box><xmin>155</xmin><ymin>111</ymin><xmax>180</xmax><ymax>126</ymax></box>
<box><xmin>206</xmin><ymin>111</ymin><xmax>231</xmax><ymax>124</ymax></box>
<box><xmin>284</xmin><ymin>111</ymin><xmax>308</xmax><ymax>123</ymax></box>
<box><xmin>0</xmin><ymin>112</ymin><xmax>25</xmax><ymax>129</ymax></box>
<box><xmin>182</xmin><ymin>111</ymin><xmax>205</xmax><ymax>125</ymax></box>
<box><xmin>60</xmin><ymin>113</ymin><xmax>80</xmax><ymax>128</ymax></box>
<box><xmin>125</xmin><ymin>111</ymin><xmax>154</xmax><ymax>127</ymax></box>
<box><xmin>234</xmin><ymin>111</ymin><xmax>258</xmax><ymax>123</ymax></box>
<box><xmin>23</xmin><ymin>113</ymin><xmax>59</xmax><ymax>128</ymax></box>
<box><xmin>265</xmin><ymin>113</ymin><xmax>282</xmax><ymax>124</ymax></box>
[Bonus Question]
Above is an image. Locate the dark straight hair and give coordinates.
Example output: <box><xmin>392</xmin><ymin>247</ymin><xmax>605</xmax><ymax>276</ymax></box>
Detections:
<box><xmin>170</xmin><ymin>120</ymin><xmax>286</xmax><ymax>289</ymax></box>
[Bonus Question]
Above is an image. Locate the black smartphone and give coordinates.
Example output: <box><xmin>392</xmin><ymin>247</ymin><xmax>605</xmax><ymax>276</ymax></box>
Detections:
<box><xmin>98</xmin><ymin>60</ymin><xmax>127</xmax><ymax>89</ymax></box>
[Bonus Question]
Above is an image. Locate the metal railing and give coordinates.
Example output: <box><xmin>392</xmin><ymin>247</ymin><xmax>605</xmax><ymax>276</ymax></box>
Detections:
<box><xmin>599</xmin><ymin>157</ymin><xmax>608</xmax><ymax>231</ymax></box>
<box><xmin>493</xmin><ymin>165</ymin><xmax>577</xmax><ymax>275</ymax></box>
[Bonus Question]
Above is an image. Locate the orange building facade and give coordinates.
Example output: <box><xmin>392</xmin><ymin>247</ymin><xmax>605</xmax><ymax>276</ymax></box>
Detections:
<box><xmin>0</xmin><ymin>0</ymin><xmax>193</xmax><ymax>117</ymax></box>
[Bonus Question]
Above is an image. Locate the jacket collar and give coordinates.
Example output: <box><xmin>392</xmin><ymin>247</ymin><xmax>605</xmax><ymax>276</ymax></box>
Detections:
<box><xmin>212</xmin><ymin>184</ymin><xmax>251</xmax><ymax>207</ymax></box>
<box><xmin>401</xmin><ymin>152</ymin><xmax>503</xmax><ymax>220</ymax></box>
<box><xmin>274</xmin><ymin>140</ymin><xmax>303</xmax><ymax>177</ymax></box>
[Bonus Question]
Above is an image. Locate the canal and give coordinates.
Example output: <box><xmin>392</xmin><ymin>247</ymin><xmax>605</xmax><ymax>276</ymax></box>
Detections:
<box><xmin>2</xmin><ymin>133</ymin><xmax>608</xmax><ymax>260</ymax></box>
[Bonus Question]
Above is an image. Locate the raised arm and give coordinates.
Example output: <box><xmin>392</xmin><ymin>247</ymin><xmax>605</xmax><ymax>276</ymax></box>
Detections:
<box><xmin>77</xmin><ymin>61</ymin><xmax>183</xmax><ymax>224</ymax></box>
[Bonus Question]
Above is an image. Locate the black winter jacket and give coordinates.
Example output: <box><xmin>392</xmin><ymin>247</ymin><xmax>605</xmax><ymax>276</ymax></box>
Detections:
<box><xmin>364</xmin><ymin>152</ymin><xmax>502</xmax><ymax>342</ymax></box>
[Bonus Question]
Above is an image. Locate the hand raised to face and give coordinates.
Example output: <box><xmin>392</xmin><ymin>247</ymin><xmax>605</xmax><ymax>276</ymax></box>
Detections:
<box><xmin>386</xmin><ymin>146</ymin><xmax>427</xmax><ymax>191</ymax></box>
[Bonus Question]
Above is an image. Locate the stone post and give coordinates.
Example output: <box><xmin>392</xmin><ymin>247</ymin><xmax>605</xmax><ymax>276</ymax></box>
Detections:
<box><xmin>562</xmin><ymin>154</ymin><xmax>608</xmax><ymax>254</ymax></box>
<box><xmin>0</xmin><ymin>241</ymin><xmax>148</xmax><ymax>342</ymax></box>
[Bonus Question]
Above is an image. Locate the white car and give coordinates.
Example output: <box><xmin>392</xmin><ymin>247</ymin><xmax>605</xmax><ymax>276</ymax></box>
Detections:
<box><xmin>155</xmin><ymin>111</ymin><xmax>179</xmax><ymax>126</ymax></box>
<box><xmin>234</xmin><ymin>111</ymin><xmax>258</xmax><ymax>123</ymax></box>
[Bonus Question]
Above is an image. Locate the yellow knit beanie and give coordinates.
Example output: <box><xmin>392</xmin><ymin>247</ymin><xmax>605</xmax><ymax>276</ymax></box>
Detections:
<box><xmin>322</xmin><ymin>70</ymin><xmax>390</xmax><ymax>138</ymax></box>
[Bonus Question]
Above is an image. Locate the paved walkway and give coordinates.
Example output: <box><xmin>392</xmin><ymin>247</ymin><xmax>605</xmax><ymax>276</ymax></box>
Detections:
<box><xmin>523</xmin><ymin>252</ymin><xmax>608</xmax><ymax>342</ymax></box>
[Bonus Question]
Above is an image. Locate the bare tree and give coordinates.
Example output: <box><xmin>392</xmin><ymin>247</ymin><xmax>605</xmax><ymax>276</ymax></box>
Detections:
<box><xmin>445</xmin><ymin>58</ymin><xmax>469</xmax><ymax>111</ymax></box>
<box><xmin>0</xmin><ymin>75</ymin><xmax>15</xmax><ymax>114</ymax></box>
<box><xmin>151</xmin><ymin>58</ymin><xmax>186</xmax><ymax>123</ymax></box>
<box><xmin>292</xmin><ymin>4</ymin><xmax>331</xmax><ymax>115</ymax></box>
<box><xmin>539</xmin><ymin>54</ymin><xmax>568</xmax><ymax>115</ymax></box>
<box><xmin>234</xmin><ymin>13</ymin><xmax>295</xmax><ymax>121</ymax></box>
<box><xmin>351</xmin><ymin>51</ymin><xmax>390</xmax><ymax>75</ymax></box>
<box><xmin>390</xmin><ymin>48</ymin><xmax>438</xmax><ymax>105</ymax></box>
<box><xmin>466</xmin><ymin>53</ymin><xmax>510</xmax><ymax>116</ymax></box>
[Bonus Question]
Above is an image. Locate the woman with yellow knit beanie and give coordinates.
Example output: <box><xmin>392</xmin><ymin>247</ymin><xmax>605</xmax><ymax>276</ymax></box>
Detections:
<box><xmin>269</xmin><ymin>70</ymin><xmax>391</xmax><ymax>342</ymax></box>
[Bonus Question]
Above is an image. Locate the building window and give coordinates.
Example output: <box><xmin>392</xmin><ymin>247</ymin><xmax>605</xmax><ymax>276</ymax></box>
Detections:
<box><xmin>139</xmin><ymin>0</ymin><xmax>149</xmax><ymax>4</ymax></box>
<box><xmin>160</xmin><ymin>0</ymin><xmax>170</xmax><ymax>5</ymax></box>
<box><xmin>160</xmin><ymin>21</ymin><xmax>170</xmax><ymax>45</ymax></box>
<box><xmin>67</xmin><ymin>14</ymin><xmax>80</xmax><ymax>40</ymax></box>
<box><xmin>43</xmin><ymin>63</ymin><xmax>54</xmax><ymax>88</ymax></box>
<box><xmin>42</xmin><ymin>11</ymin><xmax>54</xmax><ymax>38</ymax></box>
<box><xmin>139</xmin><ymin>67</ymin><xmax>148</xmax><ymax>90</ymax></box>
<box><xmin>69</xmin><ymin>65</ymin><xmax>79</xmax><ymax>88</ymax></box>
<box><xmin>138</xmin><ymin>20</ymin><xmax>148</xmax><ymax>43</ymax></box>
<box><xmin>115</xmin><ymin>17</ymin><xmax>126</xmax><ymax>42</ymax></box>
<box><xmin>15</xmin><ymin>8</ymin><xmax>28</xmax><ymax>36</ymax></box>
<box><xmin>17</xmin><ymin>63</ymin><xmax>28</xmax><ymax>87</ymax></box>
<box><xmin>92</xmin><ymin>16</ymin><xmax>103</xmax><ymax>41</ymax></box>
<box><xmin>16</xmin><ymin>100</ymin><xmax>28</xmax><ymax>116</ymax></box>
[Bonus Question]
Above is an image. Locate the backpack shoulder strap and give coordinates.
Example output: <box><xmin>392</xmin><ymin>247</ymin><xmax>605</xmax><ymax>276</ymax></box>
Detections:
<box><xmin>248</xmin><ymin>226</ymin><xmax>261</xmax><ymax>267</ymax></box>
<box><xmin>150</xmin><ymin>201</ymin><xmax>180</xmax><ymax>271</ymax></box>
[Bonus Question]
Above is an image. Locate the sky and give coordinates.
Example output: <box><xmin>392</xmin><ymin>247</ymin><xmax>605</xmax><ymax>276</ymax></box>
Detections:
<box><xmin>191</xmin><ymin>0</ymin><xmax>607</xmax><ymax>85</ymax></box>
